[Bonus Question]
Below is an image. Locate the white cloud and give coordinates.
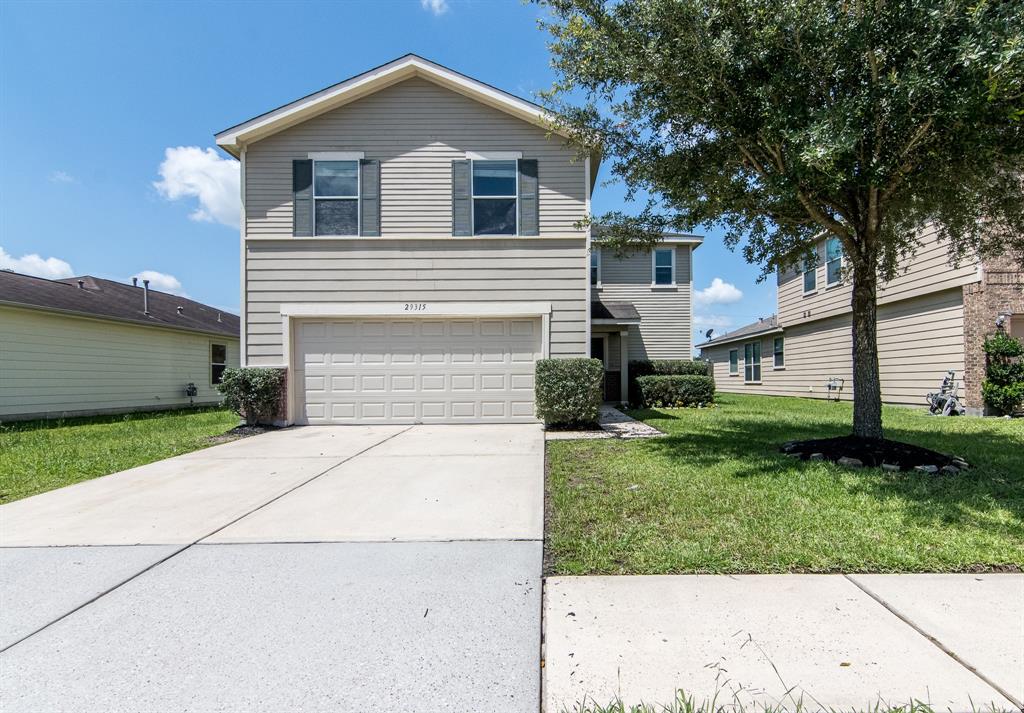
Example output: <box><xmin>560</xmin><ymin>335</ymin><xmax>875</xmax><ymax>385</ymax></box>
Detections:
<box><xmin>0</xmin><ymin>246</ymin><xmax>75</xmax><ymax>279</ymax></box>
<box><xmin>694</xmin><ymin>277</ymin><xmax>744</xmax><ymax>306</ymax></box>
<box><xmin>49</xmin><ymin>170</ymin><xmax>76</xmax><ymax>184</ymax></box>
<box><xmin>420</xmin><ymin>0</ymin><xmax>449</xmax><ymax>15</ymax></box>
<box><xmin>154</xmin><ymin>146</ymin><xmax>239</xmax><ymax>228</ymax></box>
<box><xmin>132</xmin><ymin>270</ymin><xmax>188</xmax><ymax>297</ymax></box>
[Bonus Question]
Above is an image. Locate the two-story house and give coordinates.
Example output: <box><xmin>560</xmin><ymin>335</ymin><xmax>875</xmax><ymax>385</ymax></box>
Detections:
<box><xmin>697</xmin><ymin>224</ymin><xmax>1024</xmax><ymax>412</ymax></box>
<box><xmin>215</xmin><ymin>55</ymin><xmax>697</xmax><ymax>424</ymax></box>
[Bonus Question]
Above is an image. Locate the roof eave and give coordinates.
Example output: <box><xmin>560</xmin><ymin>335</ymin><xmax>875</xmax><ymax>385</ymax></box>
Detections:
<box><xmin>214</xmin><ymin>54</ymin><xmax>588</xmax><ymax>160</ymax></box>
<box><xmin>696</xmin><ymin>326</ymin><xmax>783</xmax><ymax>350</ymax></box>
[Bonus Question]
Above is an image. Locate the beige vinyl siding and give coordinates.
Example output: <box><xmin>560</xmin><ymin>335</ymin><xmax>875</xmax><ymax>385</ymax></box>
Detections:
<box><xmin>596</xmin><ymin>246</ymin><xmax>693</xmax><ymax>359</ymax></box>
<box><xmin>245</xmin><ymin>76</ymin><xmax>585</xmax><ymax>237</ymax></box>
<box><xmin>704</xmin><ymin>287</ymin><xmax>964</xmax><ymax>406</ymax></box>
<box><xmin>0</xmin><ymin>305</ymin><xmax>239</xmax><ymax>420</ymax></box>
<box><xmin>777</xmin><ymin>225</ymin><xmax>979</xmax><ymax>327</ymax></box>
<box><xmin>245</xmin><ymin>238</ymin><xmax>588</xmax><ymax>364</ymax></box>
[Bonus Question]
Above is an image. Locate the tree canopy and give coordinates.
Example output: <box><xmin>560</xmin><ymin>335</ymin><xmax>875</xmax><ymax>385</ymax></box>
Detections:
<box><xmin>539</xmin><ymin>0</ymin><xmax>1024</xmax><ymax>438</ymax></box>
<box><xmin>541</xmin><ymin>0</ymin><xmax>1023</xmax><ymax>275</ymax></box>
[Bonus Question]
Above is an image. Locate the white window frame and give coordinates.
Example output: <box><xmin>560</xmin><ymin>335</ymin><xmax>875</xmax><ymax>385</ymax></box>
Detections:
<box><xmin>743</xmin><ymin>340</ymin><xmax>762</xmax><ymax>383</ymax></box>
<box><xmin>210</xmin><ymin>342</ymin><xmax>227</xmax><ymax>386</ymax></box>
<box><xmin>590</xmin><ymin>247</ymin><xmax>602</xmax><ymax>288</ymax></box>
<box><xmin>825</xmin><ymin>237</ymin><xmax>843</xmax><ymax>287</ymax></box>
<box><xmin>773</xmin><ymin>336</ymin><xmax>785</xmax><ymax>369</ymax></box>
<box><xmin>651</xmin><ymin>248</ymin><xmax>676</xmax><ymax>288</ymax></box>
<box><xmin>802</xmin><ymin>254</ymin><xmax>817</xmax><ymax>294</ymax></box>
<box><xmin>470</xmin><ymin>158</ymin><xmax>519</xmax><ymax>237</ymax></box>
<box><xmin>728</xmin><ymin>348</ymin><xmax>739</xmax><ymax>376</ymax></box>
<box><xmin>312</xmin><ymin>157</ymin><xmax>361</xmax><ymax>237</ymax></box>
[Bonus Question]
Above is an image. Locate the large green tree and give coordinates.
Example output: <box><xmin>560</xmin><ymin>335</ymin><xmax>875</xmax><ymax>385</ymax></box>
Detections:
<box><xmin>540</xmin><ymin>0</ymin><xmax>1024</xmax><ymax>438</ymax></box>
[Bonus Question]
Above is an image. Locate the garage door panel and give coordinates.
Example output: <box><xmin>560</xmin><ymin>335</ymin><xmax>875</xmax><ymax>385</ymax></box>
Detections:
<box><xmin>294</xmin><ymin>317</ymin><xmax>540</xmax><ymax>424</ymax></box>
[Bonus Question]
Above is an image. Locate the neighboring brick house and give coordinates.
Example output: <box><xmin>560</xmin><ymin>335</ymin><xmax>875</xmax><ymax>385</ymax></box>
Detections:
<box><xmin>697</xmin><ymin>225</ymin><xmax>1024</xmax><ymax>413</ymax></box>
<box><xmin>962</xmin><ymin>253</ymin><xmax>1024</xmax><ymax>409</ymax></box>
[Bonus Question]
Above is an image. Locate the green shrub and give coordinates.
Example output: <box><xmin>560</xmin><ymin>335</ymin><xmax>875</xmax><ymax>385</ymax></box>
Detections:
<box><xmin>535</xmin><ymin>358</ymin><xmax>604</xmax><ymax>426</ymax></box>
<box><xmin>217</xmin><ymin>367</ymin><xmax>285</xmax><ymax>425</ymax></box>
<box><xmin>981</xmin><ymin>332</ymin><xmax>1024</xmax><ymax>415</ymax></box>
<box><xmin>628</xmin><ymin>359</ymin><xmax>712</xmax><ymax>405</ymax></box>
<box><xmin>636</xmin><ymin>374</ymin><xmax>715</xmax><ymax>408</ymax></box>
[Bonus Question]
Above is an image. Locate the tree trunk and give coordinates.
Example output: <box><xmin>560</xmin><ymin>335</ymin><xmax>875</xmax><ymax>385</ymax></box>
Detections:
<box><xmin>850</xmin><ymin>252</ymin><xmax>884</xmax><ymax>439</ymax></box>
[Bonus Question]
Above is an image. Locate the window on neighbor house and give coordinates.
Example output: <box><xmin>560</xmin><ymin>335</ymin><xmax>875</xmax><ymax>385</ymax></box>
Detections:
<box><xmin>313</xmin><ymin>160</ymin><xmax>359</xmax><ymax>236</ymax></box>
<box><xmin>729</xmin><ymin>349</ymin><xmax>739</xmax><ymax>376</ymax></box>
<box><xmin>211</xmin><ymin>344</ymin><xmax>227</xmax><ymax>385</ymax></box>
<box><xmin>472</xmin><ymin>160</ymin><xmax>518</xmax><ymax>235</ymax></box>
<box><xmin>590</xmin><ymin>248</ymin><xmax>601</xmax><ymax>286</ymax></box>
<box><xmin>744</xmin><ymin>341</ymin><xmax>762</xmax><ymax>382</ymax></box>
<box><xmin>826</xmin><ymin>237</ymin><xmax>843</xmax><ymax>286</ymax></box>
<box><xmin>653</xmin><ymin>248</ymin><xmax>675</xmax><ymax>285</ymax></box>
<box><xmin>773</xmin><ymin>336</ymin><xmax>785</xmax><ymax>368</ymax></box>
<box><xmin>803</xmin><ymin>254</ymin><xmax>817</xmax><ymax>293</ymax></box>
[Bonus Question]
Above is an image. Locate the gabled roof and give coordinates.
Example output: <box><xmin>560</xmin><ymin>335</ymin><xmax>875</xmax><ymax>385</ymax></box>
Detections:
<box><xmin>592</xmin><ymin>224</ymin><xmax>704</xmax><ymax>247</ymax></box>
<box><xmin>695</xmin><ymin>315</ymin><xmax>780</xmax><ymax>349</ymax></box>
<box><xmin>215</xmin><ymin>54</ymin><xmax>600</xmax><ymax>184</ymax></box>
<box><xmin>0</xmin><ymin>270</ymin><xmax>239</xmax><ymax>339</ymax></box>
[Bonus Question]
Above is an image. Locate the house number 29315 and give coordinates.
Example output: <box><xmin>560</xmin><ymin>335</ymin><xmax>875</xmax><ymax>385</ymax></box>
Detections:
<box><xmin>404</xmin><ymin>303</ymin><xmax>427</xmax><ymax>311</ymax></box>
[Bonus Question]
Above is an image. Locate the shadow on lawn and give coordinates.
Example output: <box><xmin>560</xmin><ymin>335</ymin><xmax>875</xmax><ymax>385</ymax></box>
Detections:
<box><xmin>631</xmin><ymin>410</ymin><xmax>1024</xmax><ymax>542</ymax></box>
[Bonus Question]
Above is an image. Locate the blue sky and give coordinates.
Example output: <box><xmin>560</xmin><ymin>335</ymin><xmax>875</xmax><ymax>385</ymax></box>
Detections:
<box><xmin>0</xmin><ymin>0</ymin><xmax>777</xmax><ymax>341</ymax></box>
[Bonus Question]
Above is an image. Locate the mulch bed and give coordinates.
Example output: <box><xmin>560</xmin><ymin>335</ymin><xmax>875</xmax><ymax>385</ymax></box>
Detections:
<box><xmin>204</xmin><ymin>424</ymin><xmax>279</xmax><ymax>445</ymax></box>
<box><xmin>780</xmin><ymin>435</ymin><xmax>970</xmax><ymax>473</ymax></box>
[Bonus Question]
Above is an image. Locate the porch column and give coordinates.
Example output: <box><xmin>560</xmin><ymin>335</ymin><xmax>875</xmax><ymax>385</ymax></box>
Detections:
<box><xmin>620</xmin><ymin>329</ymin><xmax>629</xmax><ymax>406</ymax></box>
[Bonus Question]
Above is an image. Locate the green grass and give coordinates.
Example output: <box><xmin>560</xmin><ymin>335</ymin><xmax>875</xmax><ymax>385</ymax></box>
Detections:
<box><xmin>565</xmin><ymin>693</ymin><xmax>1012</xmax><ymax>713</ymax></box>
<box><xmin>546</xmin><ymin>393</ymin><xmax>1024</xmax><ymax>574</ymax></box>
<box><xmin>0</xmin><ymin>408</ymin><xmax>241</xmax><ymax>504</ymax></box>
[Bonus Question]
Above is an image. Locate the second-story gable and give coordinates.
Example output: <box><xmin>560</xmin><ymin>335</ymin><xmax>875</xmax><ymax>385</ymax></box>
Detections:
<box><xmin>222</xmin><ymin>58</ymin><xmax>591</xmax><ymax>240</ymax></box>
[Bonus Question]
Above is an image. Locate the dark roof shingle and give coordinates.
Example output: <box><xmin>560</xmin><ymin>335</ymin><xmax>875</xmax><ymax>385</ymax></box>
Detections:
<box><xmin>0</xmin><ymin>271</ymin><xmax>239</xmax><ymax>338</ymax></box>
<box><xmin>697</xmin><ymin>315</ymin><xmax>779</xmax><ymax>348</ymax></box>
<box><xmin>591</xmin><ymin>301</ymin><xmax>641</xmax><ymax>322</ymax></box>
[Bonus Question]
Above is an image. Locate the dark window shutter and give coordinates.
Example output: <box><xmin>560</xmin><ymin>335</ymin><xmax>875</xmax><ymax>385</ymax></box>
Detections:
<box><xmin>518</xmin><ymin>159</ymin><xmax>539</xmax><ymax>236</ymax></box>
<box><xmin>451</xmin><ymin>160</ymin><xmax>471</xmax><ymax>237</ymax></box>
<box><xmin>292</xmin><ymin>160</ymin><xmax>313</xmax><ymax>237</ymax></box>
<box><xmin>360</xmin><ymin>159</ymin><xmax>380</xmax><ymax>237</ymax></box>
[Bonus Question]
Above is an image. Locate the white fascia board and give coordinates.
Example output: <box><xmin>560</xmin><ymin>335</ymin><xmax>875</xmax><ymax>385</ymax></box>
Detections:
<box><xmin>591</xmin><ymin>318</ymin><xmax>641</xmax><ymax>326</ymax></box>
<box><xmin>279</xmin><ymin>302</ymin><xmax>552</xmax><ymax>318</ymax></box>
<box><xmin>215</xmin><ymin>55</ymin><xmax>563</xmax><ymax>155</ymax></box>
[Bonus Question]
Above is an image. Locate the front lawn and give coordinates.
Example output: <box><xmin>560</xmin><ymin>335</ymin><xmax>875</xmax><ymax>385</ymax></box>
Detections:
<box><xmin>0</xmin><ymin>408</ymin><xmax>240</xmax><ymax>504</ymax></box>
<box><xmin>546</xmin><ymin>393</ymin><xmax>1024</xmax><ymax>574</ymax></box>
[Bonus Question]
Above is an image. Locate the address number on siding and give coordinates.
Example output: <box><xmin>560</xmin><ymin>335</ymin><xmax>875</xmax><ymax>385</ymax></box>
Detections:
<box><xmin>404</xmin><ymin>303</ymin><xmax>427</xmax><ymax>311</ymax></box>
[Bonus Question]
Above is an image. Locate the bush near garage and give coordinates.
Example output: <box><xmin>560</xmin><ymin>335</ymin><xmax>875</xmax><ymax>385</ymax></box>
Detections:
<box><xmin>217</xmin><ymin>367</ymin><xmax>285</xmax><ymax>426</ymax></box>
<box><xmin>628</xmin><ymin>359</ymin><xmax>712</xmax><ymax>406</ymax></box>
<box><xmin>981</xmin><ymin>331</ymin><xmax>1024</xmax><ymax>415</ymax></box>
<box><xmin>535</xmin><ymin>358</ymin><xmax>605</xmax><ymax>426</ymax></box>
<box><xmin>636</xmin><ymin>374</ymin><xmax>716</xmax><ymax>408</ymax></box>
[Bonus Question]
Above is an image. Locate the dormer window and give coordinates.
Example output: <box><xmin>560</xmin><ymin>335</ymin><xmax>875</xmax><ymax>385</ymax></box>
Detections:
<box><xmin>314</xmin><ymin>160</ymin><xmax>359</xmax><ymax>236</ymax></box>
<box><xmin>472</xmin><ymin>160</ymin><xmax>518</xmax><ymax>235</ymax></box>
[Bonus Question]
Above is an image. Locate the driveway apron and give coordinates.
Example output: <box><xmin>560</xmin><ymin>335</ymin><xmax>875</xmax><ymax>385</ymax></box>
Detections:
<box><xmin>0</xmin><ymin>424</ymin><xmax>545</xmax><ymax>713</ymax></box>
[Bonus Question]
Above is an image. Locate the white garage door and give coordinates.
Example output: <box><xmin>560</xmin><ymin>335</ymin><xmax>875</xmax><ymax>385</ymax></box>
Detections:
<box><xmin>295</xmin><ymin>317</ymin><xmax>541</xmax><ymax>424</ymax></box>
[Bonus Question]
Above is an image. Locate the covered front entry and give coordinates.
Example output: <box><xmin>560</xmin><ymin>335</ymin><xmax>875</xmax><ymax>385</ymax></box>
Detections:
<box><xmin>591</xmin><ymin>301</ymin><xmax>641</xmax><ymax>405</ymax></box>
<box><xmin>294</xmin><ymin>316</ymin><xmax>542</xmax><ymax>424</ymax></box>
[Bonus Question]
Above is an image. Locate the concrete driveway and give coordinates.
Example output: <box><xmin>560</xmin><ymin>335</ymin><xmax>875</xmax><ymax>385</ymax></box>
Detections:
<box><xmin>0</xmin><ymin>424</ymin><xmax>544</xmax><ymax>713</ymax></box>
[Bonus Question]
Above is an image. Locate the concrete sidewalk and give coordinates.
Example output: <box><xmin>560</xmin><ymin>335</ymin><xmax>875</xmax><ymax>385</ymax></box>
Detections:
<box><xmin>1</xmin><ymin>423</ymin><xmax>545</xmax><ymax>713</ymax></box>
<box><xmin>544</xmin><ymin>574</ymin><xmax>1023</xmax><ymax>712</ymax></box>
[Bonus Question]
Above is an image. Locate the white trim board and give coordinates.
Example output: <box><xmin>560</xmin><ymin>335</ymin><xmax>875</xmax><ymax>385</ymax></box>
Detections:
<box><xmin>279</xmin><ymin>302</ymin><xmax>552</xmax><ymax>318</ymax></box>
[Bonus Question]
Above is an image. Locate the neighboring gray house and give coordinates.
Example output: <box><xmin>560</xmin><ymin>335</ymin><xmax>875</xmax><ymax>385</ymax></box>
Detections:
<box><xmin>0</xmin><ymin>271</ymin><xmax>240</xmax><ymax>421</ymax></box>
<box><xmin>215</xmin><ymin>54</ymin><xmax>697</xmax><ymax>424</ymax></box>
<box><xmin>697</xmin><ymin>225</ymin><xmax>1024</xmax><ymax>411</ymax></box>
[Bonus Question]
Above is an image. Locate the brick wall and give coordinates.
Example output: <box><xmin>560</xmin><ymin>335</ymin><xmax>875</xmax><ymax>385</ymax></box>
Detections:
<box><xmin>962</xmin><ymin>254</ymin><xmax>1024</xmax><ymax>410</ymax></box>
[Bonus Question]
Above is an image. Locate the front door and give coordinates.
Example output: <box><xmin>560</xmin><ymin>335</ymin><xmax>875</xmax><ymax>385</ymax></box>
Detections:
<box><xmin>590</xmin><ymin>336</ymin><xmax>613</xmax><ymax>401</ymax></box>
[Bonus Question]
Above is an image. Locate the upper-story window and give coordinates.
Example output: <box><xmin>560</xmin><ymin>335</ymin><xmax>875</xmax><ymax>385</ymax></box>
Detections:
<box><xmin>802</xmin><ymin>254</ymin><xmax>817</xmax><ymax>293</ymax></box>
<box><xmin>652</xmin><ymin>248</ymin><xmax>675</xmax><ymax>286</ymax></box>
<box><xmin>590</xmin><ymin>248</ymin><xmax>601</xmax><ymax>287</ymax></box>
<box><xmin>825</xmin><ymin>237</ymin><xmax>843</xmax><ymax>286</ymax></box>
<box><xmin>314</xmin><ymin>160</ymin><xmax>359</xmax><ymax>236</ymax></box>
<box><xmin>472</xmin><ymin>160</ymin><xmax>517</xmax><ymax>235</ymax></box>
